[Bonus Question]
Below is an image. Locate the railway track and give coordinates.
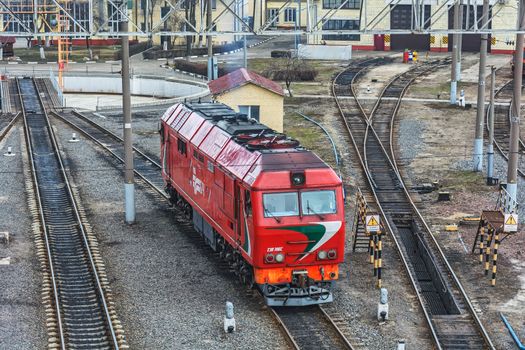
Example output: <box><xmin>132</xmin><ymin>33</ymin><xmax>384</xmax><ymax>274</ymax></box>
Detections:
<box><xmin>0</xmin><ymin>79</ymin><xmax>21</xmax><ymax>142</ymax></box>
<box><xmin>50</xmin><ymin>109</ymin><xmax>165</xmax><ymax>196</ymax></box>
<box><xmin>18</xmin><ymin>77</ymin><xmax>124</xmax><ymax>349</ymax></box>
<box><xmin>486</xmin><ymin>77</ymin><xmax>525</xmax><ymax>178</ymax></box>
<box><xmin>333</xmin><ymin>60</ymin><xmax>494</xmax><ymax>349</ymax></box>
<box><xmin>270</xmin><ymin>306</ymin><xmax>354</xmax><ymax>350</ymax></box>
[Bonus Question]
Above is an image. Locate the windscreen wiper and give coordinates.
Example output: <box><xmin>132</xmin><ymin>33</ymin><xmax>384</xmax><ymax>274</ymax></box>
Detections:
<box><xmin>306</xmin><ymin>201</ymin><xmax>325</xmax><ymax>221</ymax></box>
<box><xmin>264</xmin><ymin>206</ymin><xmax>281</xmax><ymax>223</ymax></box>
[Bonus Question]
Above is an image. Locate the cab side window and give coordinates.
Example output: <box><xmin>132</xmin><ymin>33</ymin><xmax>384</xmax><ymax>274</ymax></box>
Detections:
<box><xmin>177</xmin><ymin>138</ymin><xmax>187</xmax><ymax>156</ymax></box>
<box><xmin>245</xmin><ymin>190</ymin><xmax>252</xmax><ymax>216</ymax></box>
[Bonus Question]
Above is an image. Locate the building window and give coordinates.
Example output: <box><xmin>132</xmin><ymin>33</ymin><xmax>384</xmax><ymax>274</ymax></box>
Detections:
<box><xmin>284</xmin><ymin>8</ymin><xmax>296</xmax><ymax>23</ymax></box>
<box><xmin>3</xmin><ymin>4</ymin><xmax>32</xmax><ymax>32</ymax></box>
<box><xmin>267</xmin><ymin>8</ymin><xmax>279</xmax><ymax>27</ymax></box>
<box><xmin>239</xmin><ymin>106</ymin><xmax>260</xmax><ymax>121</ymax></box>
<box><xmin>323</xmin><ymin>0</ymin><xmax>360</xmax><ymax>10</ymax></box>
<box><xmin>207</xmin><ymin>160</ymin><xmax>214</xmax><ymax>173</ymax></box>
<box><xmin>322</xmin><ymin>20</ymin><xmax>360</xmax><ymax>41</ymax></box>
<box><xmin>108</xmin><ymin>3</ymin><xmax>124</xmax><ymax>33</ymax></box>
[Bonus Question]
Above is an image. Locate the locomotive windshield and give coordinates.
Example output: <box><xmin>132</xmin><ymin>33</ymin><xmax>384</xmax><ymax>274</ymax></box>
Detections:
<box><xmin>263</xmin><ymin>192</ymin><xmax>299</xmax><ymax>217</ymax></box>
<box><xmin>262</xmin><ymin>190</ymin><xmax>337</xmax><ymax>218</ymax></box>
<box><xmin>301</xmin><ymin>190</ymin><xmax>336</xmax><ymax>215</ymax></box>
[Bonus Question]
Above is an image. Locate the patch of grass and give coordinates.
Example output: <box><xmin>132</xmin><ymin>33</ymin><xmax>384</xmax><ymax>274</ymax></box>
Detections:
<box><xmin>10</xmin><ymin>46</ymin><xmax>120</xmax><ymax>62</ymax></box>
<box><xmin>442</xmin><ymin>170</ymin><xmax>492</xmax><ymax>192</ymax></box>
<box><xmin>283</xmin><ymin>106</ymin><xmax>337</xmax><ymax>169</ymax></box>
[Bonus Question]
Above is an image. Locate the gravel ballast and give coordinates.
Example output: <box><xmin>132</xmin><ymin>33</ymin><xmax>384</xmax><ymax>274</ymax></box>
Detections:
<box><xmin>0</xmin><ymin>126</ymin><xmax>47</xmax><ymax>349</ymax></box>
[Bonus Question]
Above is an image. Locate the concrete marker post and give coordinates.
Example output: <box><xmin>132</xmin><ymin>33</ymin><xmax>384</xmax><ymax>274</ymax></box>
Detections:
<box><xmin>474</xmin><ymin>0</ymin><xmax>490</xmax><ymax>172</ymax></box>
<box><xmin>457</xmin><ymin>4</ymin><xmax>463</xmax><ymax>82</ymax></box>
<box><xmin>487</xmin><ymin>66</ymin><xmax>496</xmax><ymax>183</ymax></box>
<box><xmin>121</xmin><ymin>16</ymin><xmax>135</xmax><ymax>224</ymax></box>
<box><xmin>207</xmin><ymin>0</ymin><xmax>214</xmax><ymax>81</ymax></box>
<box><xmin>508</xmin><ymin>0</ymin><xmax>525</xmax><ymax>203</ymax></box>
<box><xmin>450</xmin><ymin>0</ymin><xmax>460</xmax><ymax>105</ymax></box>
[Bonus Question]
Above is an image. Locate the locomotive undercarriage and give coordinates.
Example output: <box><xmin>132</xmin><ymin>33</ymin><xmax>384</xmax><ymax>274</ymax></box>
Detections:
<box><xmin>166</xmin><ymin>185</ymin><xmax>255</xmax><ymax>288</ymax></box>
<box><xmin>261</xmin><ymin>280</ymin><xmax>333</xmax><ymax>307</ymax></box>
<box><xmin>166</xmin><ymin>184</ymin><xmax>333</xmax><ymax>306</ymax></box>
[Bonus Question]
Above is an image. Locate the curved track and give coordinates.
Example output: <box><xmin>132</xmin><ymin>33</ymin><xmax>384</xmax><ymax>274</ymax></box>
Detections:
<box><xmin>18</xmin><ymin>77</ymin><xmax>121</xmax><ymax>350</ymax></box>
<box><xmin>333</xmin><ymin>60</ymin><xmax>494</xmax><ymax>350</ymax></box>
<box><xmin>50</xmin><ymin>109</ymin><xmax>165</xmax><ymax>197</ymax></box>
<box><xmin>0</xmin><ymin>79</ymin><xmax>21</xmax><ymax>142</ymax></box>
<box><xmin>486</xmin><ymin>77</ymin><xmax>525</xmax><ymax>178</ymax></box>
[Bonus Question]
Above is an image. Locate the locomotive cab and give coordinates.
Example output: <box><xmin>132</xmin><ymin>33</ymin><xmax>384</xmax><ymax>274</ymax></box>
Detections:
<box><xmin>249</xmin><ymin>166</ymin><xmax>345</xmax><ymax>306</ymax></box>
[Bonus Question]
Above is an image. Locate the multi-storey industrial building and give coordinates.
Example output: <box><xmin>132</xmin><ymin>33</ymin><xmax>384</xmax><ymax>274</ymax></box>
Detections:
<box><xmin>0</xmin><ymin>0</ymin><xmax>520</xmax><ymax>54</ymax></box>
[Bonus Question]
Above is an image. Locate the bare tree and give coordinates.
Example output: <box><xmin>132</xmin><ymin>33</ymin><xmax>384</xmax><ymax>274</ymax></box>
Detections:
<box><xmin>262</xmin><ymin>55</ymin><xmax>317</xmax><ymax>97</ymax></box>
<box><xmin>143</xmin><ymin>0</ymin><xmax>160</xmax><ymax>37</ymax></box>
<box><xmin>168</xmin><ymin>12</ymin><xmax>183</xmax><ymax>47</ymax></box>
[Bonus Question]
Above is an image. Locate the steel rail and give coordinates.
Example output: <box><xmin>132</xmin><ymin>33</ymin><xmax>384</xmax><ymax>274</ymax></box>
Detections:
<box><xmin>318</xmin><ymin>306</ymin><xmax>355</xmax><ymax>350</ymax></box>
<box><xmin>333</xmin><ymin>60</ymin><xmax>495</xmax><ymax>349</ymax></box>
<box><xmin>49</xmin><ymin>110</ymin><xmax>167</xmax><ymax>200</ymax></box>
<box><xmin>0</xmin><ymin>111</ymin><xmax>20</xmax><ymax>141</ymax></box>
<box><xmin>268</xmin><ymin>308</ymin><xmax>301</xmax><ymax>350</ymax></box>
<box><xmin>386</xmin><ymin>67</ymin><xmax>495</xmax><ymax>350</ymax></box>
<box><xmin>270</xmin><ymin>306</ymin><xmax>354</xmax><ymax>350</ymax></box>
<box><xmin>485</xmin><ymin>77</ymin><xmax>525</xmax><ymax>178</ymax></box>
<box><xmin>23</xmin><ymin>77</ymin><xmax>120</xmax><ymax>349</ymax></box>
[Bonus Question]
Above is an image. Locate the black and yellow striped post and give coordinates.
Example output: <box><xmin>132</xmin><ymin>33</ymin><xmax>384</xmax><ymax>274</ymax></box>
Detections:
<box><xmin>373</xmin><ymin>234</ymin><xmax>378</xmax><ymax>276</ymax></box>
<box><xmin>485</xmin><ymin>228</ymin><xmax>493</xmax><ymax>276</ymax></box>
<box><xmin>491</xmin><ymin>232</ymin><xmax>500</xmax><ymax>286</ymax></box>
<box><xmin>369</xmin><ymin>234</ymin><xmax>375</xmax><ymax>264</ymax></box>
<box><xmin>479</xmin><ymin>226</ymin><xmax>485</xmax><ymax>263</ymax></box>
<box><xmin>377</xmin><ymin>232</ymin><xmax>383</xmax><ymax>288</ymax></box>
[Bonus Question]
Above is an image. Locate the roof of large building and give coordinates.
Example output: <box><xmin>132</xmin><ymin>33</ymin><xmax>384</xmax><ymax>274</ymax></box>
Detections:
<box><xmin>207</xmin><ymin>68</ymin><xmax>284</xmax><ymax>97</ymax></box>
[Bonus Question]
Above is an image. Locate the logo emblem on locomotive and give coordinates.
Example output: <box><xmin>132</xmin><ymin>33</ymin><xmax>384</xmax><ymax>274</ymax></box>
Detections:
<box><xmin>160</xmin><ymin>102</ymin><xmax>346</xmax><ymax>306</ymax></box>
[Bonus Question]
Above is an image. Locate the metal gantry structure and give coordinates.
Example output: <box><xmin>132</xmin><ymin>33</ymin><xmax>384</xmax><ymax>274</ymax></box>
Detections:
<box><xmin>2</xmin><ymin>0</ymin><xmax>525</xmax><ymax>38</ymax></box>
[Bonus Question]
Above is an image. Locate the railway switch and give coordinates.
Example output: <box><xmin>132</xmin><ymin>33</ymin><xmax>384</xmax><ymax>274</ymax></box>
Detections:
<box><xmin>224</xmin><ymin>302</ymin><xmax>236</xmax><ymax>333</ymax></box>
<box><xmin>377</xmin><ymin>288</ymin><xmax>389</xmax><ymax>322</ymax></box>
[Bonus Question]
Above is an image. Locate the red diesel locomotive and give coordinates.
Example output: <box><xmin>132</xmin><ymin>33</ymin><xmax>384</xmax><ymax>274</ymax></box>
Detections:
<box><xmin>160</xmin><ymin>102</ymin><xmax>345</xmax><ymax>306</ymax></box>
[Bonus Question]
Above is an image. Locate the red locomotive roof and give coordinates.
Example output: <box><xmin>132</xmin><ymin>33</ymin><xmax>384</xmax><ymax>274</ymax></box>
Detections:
<box><xmin>161</xmin><ymin>102</ymin><xmax>328</xmax><ymax>186</ymax></box>
<box><xmin>208</xmin><ymin>68</ymin><xmax>284</xmax><ymax>96</ymax></box>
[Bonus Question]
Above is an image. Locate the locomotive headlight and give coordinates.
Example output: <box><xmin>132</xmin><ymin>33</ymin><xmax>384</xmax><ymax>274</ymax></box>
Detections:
<box><xmin>317</xmin><ymin>250</ymin><xmax>328</xmax><ymax>260</ymax></box>
<box><xmin>290</xmin><ymin>171</ymin><xmax>305</xmax><ymax>186</ymax></box>
<box><xmin>265</xmin><ymin>253</ymin><xmax>275</xmax><ymax>263</ymax></box>
<box><xmin>275</xmin><ymin>253</ymin><xmax>285</xmax><ymax>263</ymax></box>
<box><xmin>327</xmin><ymin>249</ymin><xmax>337</xmax><ymax>259</ymax></box>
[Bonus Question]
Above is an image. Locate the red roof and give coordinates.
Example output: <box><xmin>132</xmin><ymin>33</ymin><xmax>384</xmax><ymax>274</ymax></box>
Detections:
<box><xmin>208</xmin><ymin>68</ymin><xmax>284</xmax><ymax>97</ymax></box>
<box><xmin>0</xmin><ymin>37</ymin><xmax>15</xmax><ymax>44</ymax></box>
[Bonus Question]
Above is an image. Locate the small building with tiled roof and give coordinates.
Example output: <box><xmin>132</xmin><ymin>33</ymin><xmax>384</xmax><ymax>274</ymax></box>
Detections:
<box><xmin>208</xmin><ymin>68</ymin><xmax>284</xmax><ymax>132</ymax></box>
